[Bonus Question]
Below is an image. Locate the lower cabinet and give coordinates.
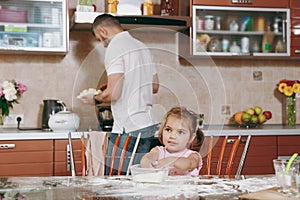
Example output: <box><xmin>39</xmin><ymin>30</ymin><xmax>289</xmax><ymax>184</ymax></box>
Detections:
<box><xmin>242</xmin><ymin>136</ymin><xmax>277</xmax><ymax>175</ymax></box>
<box><xmin>0</xmin><ymin>140</ymin><xmax>53</xmax><ymax>176</ymax></box>
<box><xmin>53</xmin><ymin>139</ymin><xmax>83</xmax><ymax>176</ymax></box>
<box><xmin>277</xmin><ymin>136</ymin><xmax>300</xmax><ymax>157</ymax></box>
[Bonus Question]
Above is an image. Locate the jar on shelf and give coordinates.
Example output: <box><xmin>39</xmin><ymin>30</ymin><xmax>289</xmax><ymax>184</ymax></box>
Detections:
<box><xmin>107</xmin><ymin>0</ymin><xmax>119</xmax><ymax>14</ymax></box>
<box><xmin>204</xmin><ymin>15</ymin><xmax>214</xmax><ymax>30</ymax></box>
<box><xmin>230</xmin><ymin>41</ymin><xmax>241</xmax><ymax>53</ymax></box>
<box><xmin>215</xmin><ymin>16</ymin><xmax>221</xmax><ymax>30</ymax></box>
<box><xmin>143</xmin><ymin>0</ymin><xmax>153</xmax><ymax>15</ymax></box>
<box><xmin>197</xmin><ymin>16</ymin><xmax>204</xmax><ymax>30</ymax></box>
<box><xmin>229</xmin><ymin>20</ymin><xmax>239</xmax><ymax>31</ymax></box>
<box><xmin>241</xmin><ymin>37</ymin><xmax>249</xmax><ymax>53</ymax></box>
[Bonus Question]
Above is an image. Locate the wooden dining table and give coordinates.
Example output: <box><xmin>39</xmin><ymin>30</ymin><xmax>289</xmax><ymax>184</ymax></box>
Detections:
<box><xmin>0</xmin><ymin>175</ymin><xmax>296</xmax><ymax>200</ymax></box>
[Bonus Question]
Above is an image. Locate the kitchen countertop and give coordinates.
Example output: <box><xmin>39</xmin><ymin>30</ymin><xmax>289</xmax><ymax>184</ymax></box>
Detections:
<box><xmin>0</xmin><ymin>124</ymin><xmax>299</xmax><ymax>140</ymax></box>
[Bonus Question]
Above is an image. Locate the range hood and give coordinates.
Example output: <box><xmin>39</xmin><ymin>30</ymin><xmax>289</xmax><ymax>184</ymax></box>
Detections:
<box><xmin>70</xmin><ymin>11</ymin><xmax>191</xmax><ymax>31</ymax></box>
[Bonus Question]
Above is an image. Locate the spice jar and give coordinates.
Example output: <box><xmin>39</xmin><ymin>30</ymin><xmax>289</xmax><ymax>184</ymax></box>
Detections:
<box><xmin>204</xmin><ymin>15</ymin><xmax>214</xmax><ymax>30</ymax></box>
<box><xmin>143</xmin><ymin>0</ymin><xmax>153</xmax><ymax>15</ymax></box>
<box><xmin>107</xmin><ymin>0</ymin><xmax>119</xmax><ymax>14</ymax></box>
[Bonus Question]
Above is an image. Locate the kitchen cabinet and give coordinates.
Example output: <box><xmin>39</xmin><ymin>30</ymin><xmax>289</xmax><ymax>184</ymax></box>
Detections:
<box><xmin>0</xmin><ymin>140</ymin><xmax>53</xmax><ymax>176</ymax></box>
<box><xmin>192</xmin><ymin>0</ymin><xmax>289</xmax><ymax>8</ymax></box>
<box><xmin>242</xmin><ymin>136</ymin><xmax>277</xmax><ymax>175</ymax></box>
<box><xmin>290</xmin><ymin>0</ymin><xmax>300</xmax><ymax>57</ymax></box>
<box><xmin>191</xmin><ymin>5</ymin><xmax>290</xmax><ymax>57</ymax></box>
<box><xmin>0</xmin><ymin>0</ymin><xmax>68</xmax><ymax>54</ymax></box>
<box><xmin>54</xmin><ymin>139</ymin><xmax>83</xmax><ymax>176</ymax></box>
<box><xmin>277</xmin><ymin>135</ymin><xmax>300</xmax><ymax>157</ymax></box>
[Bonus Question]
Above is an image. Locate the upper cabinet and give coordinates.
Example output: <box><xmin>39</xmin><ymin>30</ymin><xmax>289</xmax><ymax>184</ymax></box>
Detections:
<box><xmin>189</xmin><ymin>0</ymin><xmax>300</xmax><ymax>58</ymax></box>
<box><xmin>191</xmin><ymin>5</ymin><xmax>290</xmax><ymax>57</ymax></box>
<box><xmin>290</xmin><ymin>0</ymin><xmax>300</xmax><ymax>57</ymax></box>
<box><xmin>0</xmin><ymin>0</ymin><xmax>68</xmax><ymax>54</ymax></box>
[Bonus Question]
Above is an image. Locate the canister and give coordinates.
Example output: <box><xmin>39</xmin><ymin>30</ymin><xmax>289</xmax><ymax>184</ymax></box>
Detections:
<box><xmin>204</xmin><ymin>15</ymin><xmax>214</xmax><ymax>30</ymax></box>
<box><xmin>107</xmin><ymin>0</ymin><xmax>118</xmax><ymax>14</ymax></box>
<box><xmin>241</xmin><ymin>37</ymin><xmax>249</xmax><ymax>53</ymax></box>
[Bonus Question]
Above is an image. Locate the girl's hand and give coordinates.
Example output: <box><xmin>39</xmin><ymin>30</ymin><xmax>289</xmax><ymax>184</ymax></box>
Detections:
<box><xmin>153</xmin><ymin>157</ymin><xmax>177</xmax><ymax>168</ymax></box>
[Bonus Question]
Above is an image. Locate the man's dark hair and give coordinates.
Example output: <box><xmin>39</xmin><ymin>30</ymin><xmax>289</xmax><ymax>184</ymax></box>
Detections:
<box><xmin>92</xmin><ymin>14</ymin><xmax>122</xmax><ymax>35</ymax></box>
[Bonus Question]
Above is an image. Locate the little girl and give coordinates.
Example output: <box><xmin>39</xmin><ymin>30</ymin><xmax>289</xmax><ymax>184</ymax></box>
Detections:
<box><xmin>140</xmin><ymin>107</ymin><xmax>205</xmax><ymax>176</ymax></box>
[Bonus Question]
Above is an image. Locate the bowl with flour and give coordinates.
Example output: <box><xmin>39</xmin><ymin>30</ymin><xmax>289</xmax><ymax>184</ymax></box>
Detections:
<box><xmin>130</xmin><ymin>164</ymin><xmax>169</xmax><ymax>183</ymax></box>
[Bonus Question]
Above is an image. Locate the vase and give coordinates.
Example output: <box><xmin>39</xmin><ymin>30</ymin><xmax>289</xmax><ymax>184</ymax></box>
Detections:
<box><xmin>285</xmin><ymin>96</ymin><xmax>296</xmax><ymax>126</ymax></box>
<box><xmin>0</xmin><ymin>114</ymin><xmax>3</xmax><ymax>126</ymax></box>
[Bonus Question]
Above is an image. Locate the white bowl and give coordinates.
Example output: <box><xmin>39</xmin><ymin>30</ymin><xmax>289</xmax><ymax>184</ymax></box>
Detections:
<box><xmin>130</xmin><ymin>164</ymin><xmax>169</xmax><ymax>183</ymax></box>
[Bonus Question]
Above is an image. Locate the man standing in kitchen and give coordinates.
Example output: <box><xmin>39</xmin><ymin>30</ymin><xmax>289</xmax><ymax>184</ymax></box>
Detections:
<box><xmin>83</xmin><ymin>14</ymin><xmax>160</xmax><ymax>175</ymax></box>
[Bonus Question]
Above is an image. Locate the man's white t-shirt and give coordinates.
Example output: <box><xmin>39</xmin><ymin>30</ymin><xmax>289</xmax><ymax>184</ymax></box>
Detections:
<box><xmin>105</xmin><ymin>31</ymin><xmax>157</xmax><ymax>133</ymax></box>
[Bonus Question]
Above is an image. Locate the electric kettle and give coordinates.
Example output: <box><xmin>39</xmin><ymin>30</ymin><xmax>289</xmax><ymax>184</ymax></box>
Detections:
<box><xmin>41</xmin><ymin>99</ymin><xmax>64</xmax><ymax>130</ymax></box>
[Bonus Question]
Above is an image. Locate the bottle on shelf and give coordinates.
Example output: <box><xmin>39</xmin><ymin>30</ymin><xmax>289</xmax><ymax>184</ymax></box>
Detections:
<box><xmin>143</xmin><ymin>0</ymin><xmax>153</xmax><ymax>15</ymax></box>
<box><xmin>107</xmin><ymin>0</ymin><xmax>119</xmax><ymax>14</ymax></box>
<box><xmin>230</xmin><ymin>41</ymin><xmax>241</xmax><ymax>53</ymax></box>
<box><xmin>162</xmin><ymin>0</ymin><xmax>174</xmax><ymax>16</ymax></box>
<box><xmin>215</xmin><ymin>16</ymin><xmax>221</xmax><ymax>30</ymax></box>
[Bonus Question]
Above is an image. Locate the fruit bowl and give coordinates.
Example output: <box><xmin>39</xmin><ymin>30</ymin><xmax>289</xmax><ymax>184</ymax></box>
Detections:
<box><xmin>232</xmin><ymin>106</ymin><xmax>272</xmax><ymax>129</ymax></box>
<box><xmin>237</xmin><ymin>122</ymin><xmax>261</xmax><ymax>129</ymax></box>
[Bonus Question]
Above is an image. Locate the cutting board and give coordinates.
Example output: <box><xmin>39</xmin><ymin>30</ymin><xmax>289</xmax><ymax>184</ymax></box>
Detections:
<box><xmin>239</xmin><ymin>187</ymin><xmax>300</xmax><ymax>200</ymax></box>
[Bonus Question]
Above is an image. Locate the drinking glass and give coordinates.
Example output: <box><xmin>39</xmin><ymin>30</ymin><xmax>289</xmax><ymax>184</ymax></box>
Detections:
<box><xmin>273</xmin><ymin>159</ymin><xmax>299</xmax><ymax>197</ymax></box>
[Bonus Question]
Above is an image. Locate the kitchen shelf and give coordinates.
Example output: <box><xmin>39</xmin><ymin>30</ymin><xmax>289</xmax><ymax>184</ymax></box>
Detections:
<box><xmin>196</xmin><ymin>30</ymin><xmax>283</xmax><ymax>36</ymax></box>
<box><xmin>0</xmin><ymin>0</ymin><xmax>69</xmax><ymax>54</ymax></box>
<box><xmin>192</xmin><ymin>6</ymin><xmax>290</xmax><ymax>57</ymax></box>
<box><xmin>70</xmin><ymin>11</ymin><xmax>191</xmax><ymax>31</ymax></box>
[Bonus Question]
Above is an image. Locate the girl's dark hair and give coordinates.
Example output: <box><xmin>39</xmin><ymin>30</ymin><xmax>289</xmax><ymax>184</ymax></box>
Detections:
<box><xmin>157</xmin><ymin>107</ymin><xmax>205</xmax><ymax>152</ymax></box>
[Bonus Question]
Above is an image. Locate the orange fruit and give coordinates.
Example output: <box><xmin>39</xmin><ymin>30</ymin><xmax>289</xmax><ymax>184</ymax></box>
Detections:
<box><xmin>234</xmin><ymin>111</ymin><xmax>244</xmax><ymax>125</ymax></box>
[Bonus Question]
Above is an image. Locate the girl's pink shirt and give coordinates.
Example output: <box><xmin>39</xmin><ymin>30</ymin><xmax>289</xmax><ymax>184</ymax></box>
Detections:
<box><xmin>156</xmin><ymin>146</ymin><xmax>202</xmax><ymax>176</ymax></box>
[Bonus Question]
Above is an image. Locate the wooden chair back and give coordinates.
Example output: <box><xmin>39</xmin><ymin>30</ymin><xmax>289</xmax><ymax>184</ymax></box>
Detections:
<box><xmin>200</xmin><ymin>135</ymin><xmax>251</xmax><ymax>177</ymax></box>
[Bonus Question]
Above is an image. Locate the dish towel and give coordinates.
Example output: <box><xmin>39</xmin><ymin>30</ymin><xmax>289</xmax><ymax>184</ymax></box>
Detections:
<box><xmin>85</xmin><ymin>131</ymin><xmax>107</xmax><ymax>176</ymax></box>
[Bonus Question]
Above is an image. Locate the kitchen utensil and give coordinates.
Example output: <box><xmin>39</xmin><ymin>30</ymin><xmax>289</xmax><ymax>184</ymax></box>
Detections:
<box><xmin>98</xmin><ymin>107</ymin><xmax>113</xmax><ymax>131</ymax></box>
<box><xmin>130</xmin><ymin>164</ymin><xmax>169</xmax><ymax>183</ymax></box>
<box><xmin>42</xmin><ymin>99</ymin><xmax>64</xmax><ymax>130</ymax></box>
<box><xmin>48</xmin><ymin>110</ymin><xmax>80</xmax><ymax>132</ymax></box>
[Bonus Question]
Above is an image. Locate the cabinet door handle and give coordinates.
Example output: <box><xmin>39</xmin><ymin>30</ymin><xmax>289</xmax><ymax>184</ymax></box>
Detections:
<box><xmin>294</xmin><ymin>50</ymin><xmax>300</xmax><ymax>54</ymax></box>
<box><xmin>227</xmin><ymin>138</ymin><xmax>247</xmax><ymax>144</ymax></box>
<box><xmin>0</xmin><ymin>144</ymin><xmax>16</xmax><ymax>149</ymax></box>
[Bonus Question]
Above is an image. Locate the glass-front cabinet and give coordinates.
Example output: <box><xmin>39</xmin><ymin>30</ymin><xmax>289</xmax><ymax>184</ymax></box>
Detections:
<box><xmin>0</xmin><ymin>0</ymin><xmax>68</xmax><ymax>54</ymax></box>
<box><xmin>192</xmin><ymin>6</ymin><xmax>290</xmax><ymax>57</ymax></box>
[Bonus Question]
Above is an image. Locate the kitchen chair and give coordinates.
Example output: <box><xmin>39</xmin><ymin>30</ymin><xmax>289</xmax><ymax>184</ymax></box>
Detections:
<box><xmin>81</xmin><ymin>132</ymin><xmax>141</xmax><ymax>176</ymax></box>
<box><xmin>108</xmin><ymin>132</ymin><xmax>141</xmax><ymax>176</ymax></box>
<box><xmin>68</xmin><ymin>132</ymin><xmax>76</xmax><ymax>177</ymax></box>
<box><xmin>200</xmin><ymin>135</ymin><xmax>251</xmax><ymax>177</ymax></box>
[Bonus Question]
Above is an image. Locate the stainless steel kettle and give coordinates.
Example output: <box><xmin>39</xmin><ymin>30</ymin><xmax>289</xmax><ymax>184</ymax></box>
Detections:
<box><xmin>42</xmin><ymin>99</ymin><xmax>64</xmax><ymax>130</ymax></box>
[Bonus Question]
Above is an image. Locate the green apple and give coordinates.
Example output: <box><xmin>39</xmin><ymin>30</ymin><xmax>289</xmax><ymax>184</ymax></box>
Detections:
<box><xmin>258</xmin><ymin>113</ymin><xmax>266</xmax><ymax>124</ymax></box>
<box><xmin>254</xmin><ymin>106</ymin><xmax>262</xmax><ymax>115</ymax></box>
<box><xmin>242</xmin><ymin>113</ymin><xmax>251</xmax><ymax>122</ymax></box>
<box><xmin>246</xmin><ymin>108</ymin><xmax>255</xmax><ymax>115</ymax></box>
<box><xmin>250</xmin><ymin>115</ymin><xmax>258</xmax><ymax>123</ymax></box>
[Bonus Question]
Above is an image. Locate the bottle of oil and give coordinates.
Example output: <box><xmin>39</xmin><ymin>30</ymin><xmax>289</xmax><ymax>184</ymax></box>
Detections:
<box><xmin>143</xmin><ymin>0</ymin><xmax>153</xmax><ymax>15</ymax></box>
<box><xmin>107</xmin><ymin>0</ymin><xmax>119</xmax><ymax>14</ymax></box>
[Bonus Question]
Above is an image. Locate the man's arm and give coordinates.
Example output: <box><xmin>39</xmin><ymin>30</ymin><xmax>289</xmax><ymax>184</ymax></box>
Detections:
<box><xmin>95</xmin><ymin>73</ymin><xmax>124</xmax><ymax>103</ymax></box>
<box><xmin>152</xmin><ymin>73</ymin><xmax>159</xmax><ymax>94</ymax></box>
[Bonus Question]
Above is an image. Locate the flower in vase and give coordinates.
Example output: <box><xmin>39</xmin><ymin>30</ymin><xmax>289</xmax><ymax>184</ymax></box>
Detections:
<box><xmin>277</xmin><ymin>79</ymin><xmax>300</xmax><ymax>97</ymax></box>
<box><xmin>0</xmin><ymin>80</ymin><xmax>27</xmax><ymax>116</ymax></box>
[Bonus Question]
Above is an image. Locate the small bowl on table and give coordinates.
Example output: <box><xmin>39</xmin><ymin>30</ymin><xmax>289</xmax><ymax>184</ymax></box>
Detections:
<box><xmin>130</xmin><ymin>164</ymin><xmax>169</xmax><ymax>183</ymax></box>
